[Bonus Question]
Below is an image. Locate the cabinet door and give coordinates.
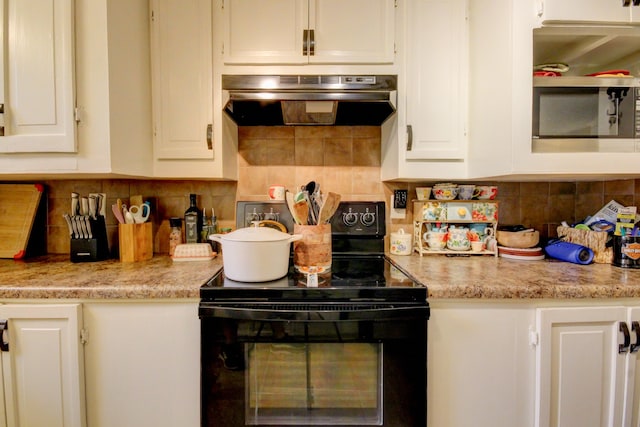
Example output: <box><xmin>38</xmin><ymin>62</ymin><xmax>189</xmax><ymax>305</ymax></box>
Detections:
<box><xmin>627</xmin><ymin>307</ymin><xmax>640</xmax><ymax>427</ymax></box>
<box><xmin>309</xmin><ymin>0</ymin><xmax>395</xmax><ymax>64</ymax></box>
<box><xmin>223</xmin><ymin>0</ymin><xmax>308</xmax><ymax>64</ymax></box>
<box><xmin>536</xmin><ymin>307</ymin><xmax>627</xmax><ymax>427</ymax></box>
<box><xmin>0</xmin><ymin>0</ymin><xmax>76</xmax><ymax>153</ymax></box>
<box><xmin>538</xmin><ymin>0</ymin><xmax>632</xmax><ymax>24</ymax></box>
<box><xmin>404</xmin><ymin>0</ymin><xmax>467</xmax><ymax>160</ymax></box>
<box><xmin>83</xmin><ymin>302</ymin><xmax>200</xmax><ymax>427</ymax></box>
<box><xmin>151</xmin><ymin>0</ymin><xmax>214</xmax><ymax>159</ymax></box>
<box><xmin>0</xmin><ymin>304</ymin><xmax>85</xmax><ymax>427</ymax></box>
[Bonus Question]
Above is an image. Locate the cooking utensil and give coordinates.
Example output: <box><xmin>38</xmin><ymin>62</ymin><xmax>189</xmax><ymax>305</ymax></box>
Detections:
<box><xmin>128</xmin><ymin>204</ymin><xmax>150</xmax><ymax>223</ymax></box>
<box><xmin>286</xmin><ymin>191</ymin><xmax>302</xmax><ymax>225</ymax></box>
<box><xmin>112</xmin><ymin>204</ymin><xmax>125</xmax><ymax>224</ymax></box>
<box><xmin>130</xmin><ymin>194</ymin><xmax>143</xmax><ymax>207</ymax></box>
<box><xmin>317</xmin><ymin>192</ymin><xmax>341</xmax><ymax>224</ymax></box>
<box><xmin>209</xmin><ymin>225</ymin><xmax>302</xmax><ymax>282</ymax></box>
<box><xmin>292</xmin><ymin>200</ymin><xmax>309</xmax><ymax>225</ymax></box>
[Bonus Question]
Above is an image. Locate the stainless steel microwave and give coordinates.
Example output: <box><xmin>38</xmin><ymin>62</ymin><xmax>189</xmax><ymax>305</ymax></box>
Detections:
<box><xmin>532</xmin><ymin>76</ymin><xmax>640</xmax><ymax>153</ymax></box>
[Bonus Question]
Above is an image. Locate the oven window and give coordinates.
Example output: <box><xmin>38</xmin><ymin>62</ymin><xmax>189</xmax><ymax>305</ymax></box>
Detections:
<box><xmin>246</xmin><ymin>343</ymin><xmax>382</xmax><ymax>425</ymax></box>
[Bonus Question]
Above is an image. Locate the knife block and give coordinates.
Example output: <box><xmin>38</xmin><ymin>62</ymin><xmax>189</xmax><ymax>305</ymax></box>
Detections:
<box><xmin>70</xmin><ymin>216</ymin><xmax>110</xmax><ymax>263</ymax></box>
<box><xmin>118</xmin><ymin>222</ymin><xmax>153</xmax><ymax>262</ymax></box>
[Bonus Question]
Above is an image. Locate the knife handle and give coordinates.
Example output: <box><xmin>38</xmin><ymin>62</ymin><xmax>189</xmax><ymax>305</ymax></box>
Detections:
<box><xmin>63</xmin><ymin>214</ymin><xmax>74</xmax><ymax>238</ymax></box>
<box><xmin>81</xmin><ymin>197</ymin><xmax>89</xmax><ymax>216</ymax></box>
<box><xmin>88</xmin><ymin>196</ymin><xmax>97</xmax><ymax>219</ymax></box>
<box><xmin>71</xmin><ymin>192</ymin><xmax>79</xmax><ymax>216</ymax></box>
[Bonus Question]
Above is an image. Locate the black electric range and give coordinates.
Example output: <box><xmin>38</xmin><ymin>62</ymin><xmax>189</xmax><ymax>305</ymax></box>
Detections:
<box><xmin>200</xmin><ymin>200</ymin><xmax>426</xmax><ymax>302</ymax></box>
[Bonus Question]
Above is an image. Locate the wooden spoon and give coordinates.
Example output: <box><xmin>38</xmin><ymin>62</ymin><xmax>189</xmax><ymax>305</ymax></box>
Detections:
<box><xmin>318</xmin><ymin>192</ymin><xmax>341</xmax><ymax>224</ymax></box>
<box><xmin>292</xmin><ymin>201</ymin><xmax>309</xmax><ymax>226</ymax></box>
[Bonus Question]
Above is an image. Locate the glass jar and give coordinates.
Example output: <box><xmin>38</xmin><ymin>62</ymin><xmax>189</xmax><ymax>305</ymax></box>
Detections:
<box><xmin>169</xmin><ymin>217</ymin><xmax>183</xmax><ymax>256</ymax></box>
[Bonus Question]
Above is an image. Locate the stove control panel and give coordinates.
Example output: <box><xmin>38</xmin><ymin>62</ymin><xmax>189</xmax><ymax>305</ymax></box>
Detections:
<box><xmin>333</xmin><ymin>202</ymin><xmax>384</xmax><ymax>236</ymax></box>
<box><xmin>236</xmin><ymin>201</ymin><xmax>385</xmax><ymax>237</ymax></box>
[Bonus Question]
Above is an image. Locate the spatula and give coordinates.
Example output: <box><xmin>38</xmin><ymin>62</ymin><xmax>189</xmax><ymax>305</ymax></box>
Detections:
<box><xmin>292</xmin><ymin>201</ymin><xmax>309</xmax><ymax>226</ymax></box>
<box><xmin>318</xmin><ymin>192</ymin><xmax>341</xmax><ymax>224</ymax></box>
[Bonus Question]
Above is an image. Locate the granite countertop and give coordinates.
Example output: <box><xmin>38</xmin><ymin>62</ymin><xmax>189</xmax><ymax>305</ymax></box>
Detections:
<box><xmin>388</xmin><ymin>253</ymin><xmax>640</xmax><ymax>299</ymax></box>
<box><xmin>0</xmin><ymin>255</ymin><xmax>223</xmax><ymax>299</ymax></box>
<box><xmin>1</xmin><ymin>253</ymin><xmax>639</xmax><ymax>300</ymax></box>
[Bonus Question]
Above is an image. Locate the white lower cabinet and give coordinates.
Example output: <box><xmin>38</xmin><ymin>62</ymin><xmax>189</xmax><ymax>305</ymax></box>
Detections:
<box><xmin>0</xmin><ymin>303</ymin><xmax>86</xmax><ymax>427</ymax></box>
<box><xmin>535</xmin><ymin>306</ymin><xmax>640</xmax><ymax>427</ymax></box>
<box><xmin>83</xmin><ymin>301</ymin><xmax>200</xmax><ymax>427</ymax></box>
<box><xmin>427</xmin><ymin>301</ymin><xmax>536</xmax><ymax>427</ymax></box>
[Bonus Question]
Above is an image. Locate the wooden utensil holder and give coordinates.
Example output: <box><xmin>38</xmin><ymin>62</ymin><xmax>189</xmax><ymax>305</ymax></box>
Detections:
<box><xmin>118</xmin><ymin>223</ymin><xmax>153</xmax><ymax>262</ymax></box>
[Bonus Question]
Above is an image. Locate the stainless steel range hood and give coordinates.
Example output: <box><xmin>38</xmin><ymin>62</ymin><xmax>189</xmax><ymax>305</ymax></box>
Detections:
<box><xmin>222</xmin><ymin>75</ymin><xmax>397</xmax><ymax>126</ymax></box>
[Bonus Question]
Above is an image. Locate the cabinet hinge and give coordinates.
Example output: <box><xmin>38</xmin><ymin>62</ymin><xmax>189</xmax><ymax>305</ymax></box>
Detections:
<box><xmin>80</xmin><ymin>328</ymin><xmax>89</xmax><ymax>345</ymax></box>
<box><xmin>394</xmin><ymin>0</ymin><xmax>398</xmax><ymax>8</ymax></box>
<box><xmin>74</xmin><ymin>107</ymin><xmax>82</xmax><ymax>123</ymax></box>
<box><xmin>528</xmin><ymin>326</ymin><xmax>539</xmax><ymax>347</ymax></box>
<box><xmin>221</xmin><ymin>0</ymin><xmax>225</xmax><ymax>10</ymax></box>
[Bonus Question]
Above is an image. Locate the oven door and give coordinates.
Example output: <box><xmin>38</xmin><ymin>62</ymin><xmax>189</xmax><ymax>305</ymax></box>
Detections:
<box><xmin>200</xmin><ymin>303</ymin><xmax>428</xmax><ymax>427</ymax></box>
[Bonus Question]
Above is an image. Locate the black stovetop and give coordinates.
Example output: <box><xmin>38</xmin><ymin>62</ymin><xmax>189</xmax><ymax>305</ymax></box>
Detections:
<box><xmin>200</xmin><ymin>255</ymin><xmax>425</xmax><ymax>302</ymax></box>
<box><xmin>201</xmin><ymin>200</ymin><xmax>426</xmax><ymax>303</ymax></box>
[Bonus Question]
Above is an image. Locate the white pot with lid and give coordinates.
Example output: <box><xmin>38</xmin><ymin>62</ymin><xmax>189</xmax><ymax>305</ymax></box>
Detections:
<box><xmin>209</xmin><ymin>225</ymin><xmax>302</xmax><ymax>282</ymax></box>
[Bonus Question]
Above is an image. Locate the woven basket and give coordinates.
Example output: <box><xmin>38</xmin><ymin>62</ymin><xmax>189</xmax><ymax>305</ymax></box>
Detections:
<box><xmin>556</xmin><ymin>226</ymin><xmax>612</xmax><ymax>264</ymax></box>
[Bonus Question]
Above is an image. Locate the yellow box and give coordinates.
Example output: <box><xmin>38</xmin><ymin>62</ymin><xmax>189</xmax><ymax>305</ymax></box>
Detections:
<box><xmin>118</xmin><ymin>223</ymin><xmax>153</xmax><ymax>262</ymax></box>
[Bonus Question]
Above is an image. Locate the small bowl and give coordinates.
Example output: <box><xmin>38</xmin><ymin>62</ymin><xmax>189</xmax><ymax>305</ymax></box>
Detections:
<box><xmin>432</xmin><ymin>186</ymin><xmax>458</xmax><ymax>201</ymax></box>
<box><xmin>496</xmin><ymin>230</ymin><xmax>539</xmax><ymax>248</ymax></box>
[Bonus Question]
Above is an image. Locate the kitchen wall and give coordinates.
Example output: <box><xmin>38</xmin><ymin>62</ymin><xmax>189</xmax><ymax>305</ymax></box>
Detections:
<box><xmin>40</xmin><ymin>125</ymin><xmax>640</xmax><ymax>256</ymax></box>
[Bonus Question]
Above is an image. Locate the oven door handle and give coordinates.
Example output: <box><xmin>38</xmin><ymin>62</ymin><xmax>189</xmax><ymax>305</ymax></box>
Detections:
<box><xmin>199</xmin><ymin>304</ymin><xmax>429</xmax><ymax>322</ymax></box>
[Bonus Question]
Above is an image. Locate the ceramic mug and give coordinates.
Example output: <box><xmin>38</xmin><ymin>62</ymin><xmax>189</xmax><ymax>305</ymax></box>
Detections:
<box><xmin>474</xmin><ymin>185</ymin><xmax>498</xmax><ymax>200</ymax></box>
<box><xmin>457</xmin><ymin>185</ymin><xmax>475</xmax><ymax>200</ymax></box>
<box><xmin>268</xmin><ymin>185</ymin><xmax>286</xmax><ymax>200</ymax></box>
<box><xmin>469</xmin><ymin>223</ymin><xmax>491</xmax><ymax>238</ymax></box>
<box><xmin>424</xmin><ymin>231</ymin><xmax>447</xmax><ymax>250</ymax></box>
<box><xmin>446</xmin><ymin>227</ymin><xmax>471</xmax><ymax>251</ymax></box>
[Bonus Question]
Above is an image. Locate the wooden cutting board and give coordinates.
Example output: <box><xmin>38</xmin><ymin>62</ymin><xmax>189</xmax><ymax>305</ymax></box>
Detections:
<box><xmin>0</xmin><ymin>183</ymin><xmax>44</xmax><ymax>259</ymax></box>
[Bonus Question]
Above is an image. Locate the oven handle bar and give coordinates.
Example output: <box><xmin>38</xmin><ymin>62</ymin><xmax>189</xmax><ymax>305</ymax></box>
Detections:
<box><xmin>198</xmin><ymin>304</ymin><xmax>429</xmax><ymax>322</ymax></box>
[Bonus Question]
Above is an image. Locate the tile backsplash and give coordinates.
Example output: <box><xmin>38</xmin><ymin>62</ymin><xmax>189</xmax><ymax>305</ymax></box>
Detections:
<box><xmin>27</xmin><ymin>125</ymin><xmax>640</xmax><ymax>255</ymax></box>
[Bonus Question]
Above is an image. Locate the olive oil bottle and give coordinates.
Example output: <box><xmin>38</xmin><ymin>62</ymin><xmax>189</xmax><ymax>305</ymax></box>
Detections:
<box><xmin>184</xmin><ymin>194</ymin><xmax>202</xmax><ymax>243</ymax></box>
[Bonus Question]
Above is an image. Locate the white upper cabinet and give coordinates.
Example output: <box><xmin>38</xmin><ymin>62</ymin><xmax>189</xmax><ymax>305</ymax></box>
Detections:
<box><xmin>537</xmin><ymin>0</ymin><xmax>639</xmax><ymax>25</ymax></box>
<box><xmin>404</xmin><ymin>0</ymin><xmax>467</xmax><ymax>161</ymax></box>
<box><xmin>151</xmin><ymin>0</ymin><xmax>237</xmax><ymax>179</ymax></box>
<box><xmin>223</xmin><ymin>0</ymin><xmax>395</xmax><ymax>65</ymax></box>
<box><xmin>0</xmin><ymin>0</ymin><xmax>77</xmax><ymax>154</ymax></box>
<box><xmin>381</xmin><ymin>0</ymin><xmax>468</xmax><ymax>181</ymax></box>
<box><xmin>150</xmin><ymin>0</ymin><xmax>214</xmax><ymax>160</ymax></box>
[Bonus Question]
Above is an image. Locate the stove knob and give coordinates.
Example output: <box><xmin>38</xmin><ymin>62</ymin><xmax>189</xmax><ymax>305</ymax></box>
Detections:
<box><xmin>343</xmin><ymin>209</ymin><xmax>359</xmax><ymax>226</ymax></box>
<box><xmin>360</xmin><ymin>209</ymin><xmax>376</xmax><ymax>227</ymax></box>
